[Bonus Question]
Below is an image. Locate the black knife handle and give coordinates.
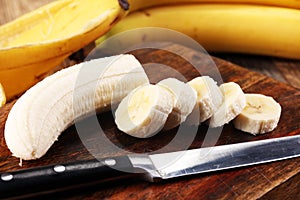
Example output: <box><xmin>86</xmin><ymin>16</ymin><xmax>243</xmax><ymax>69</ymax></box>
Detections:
<box><xmin>0</xmin><ymin>156</ymin><xmax>141</xmax><ymax>199</ymax></box>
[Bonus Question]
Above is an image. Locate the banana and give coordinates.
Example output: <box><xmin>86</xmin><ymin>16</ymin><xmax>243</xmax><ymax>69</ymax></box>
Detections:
<box><xmin>0</xmin><ymin>0</ymin><xmax>128</xmax><ymax>100</ymax></box>
<box><xmin>209</xmin><ymin>82</ymin><xmax>246</xmax><ymax>127</ymax></box>
<box><xmin>98</xmin><ymin>4</ymin><xmax>300</xmax><ymax>60</ymax></box>
<box><xmin>115</xmin><ymin>84</ymin><xmax>175</xmax><ymax>138</ymax></box>
<box><xmin>0</xmin><ymin>83</ymin><xmax>6</xmax><ymax>107</ymax></box>
<box><xmin>128</xmin><ymin>0</ymin><xmax>300</xmax><ymax>11</ymax></box>
<box><xmin>3</xmin><ymin>0</ymin><xmax>300</xmax><ymax>99</ymax></box>
<box><xmin>187</xmin><ymin>76</ymin><xmax>223</xmax><ymax>125</ymax></box>
<box><xmin>233</xmin><ymin>94</ymin><xmax>281</xmax><ymax>135</ymax></box>
<box><xmin>4</xmin><ymin>54</ymin><xmax>149</xmax><ymax>160</ymax></box>
<box><xmin>157</xmin><ymin>78</ymin><xmax>197</xmax><ymax>130</ymax></box>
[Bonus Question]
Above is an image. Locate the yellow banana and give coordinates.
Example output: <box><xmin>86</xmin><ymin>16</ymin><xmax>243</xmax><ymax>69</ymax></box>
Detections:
<box><xmin>129</xmin><ymin>0</ymin><xmax>300</xmax><ymax>11</ymax></box>
<box><xmin>2</xmin><ymin>0</ymin><xmax>300</xmax><ymax>100</ymax></box>
<box><xmin>0</xmin><ymin>0</ymin><xmax>128</xmax><ymax>100</ymax></box>
<box><xmin>97</xmin><ymin>4</ymin><xmax>300</xmax><ymax>60</ymax></box>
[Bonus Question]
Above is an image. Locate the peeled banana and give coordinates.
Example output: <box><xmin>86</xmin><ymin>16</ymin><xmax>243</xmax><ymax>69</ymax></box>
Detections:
<box><xmin>115</xmin><ymin>84</ymin><xmax>174</xmax><ymax>138</ymax></box>
<box><xmin>98</xmin><ymin>3</ymin><xmax>300</xmax><ymax>60</ymax></box>
<box><xmin>4</xmin><ymin>54</ymin><xmax>149</xmax><ymax>160</ymax></box>
<box><xmin>158</xmin><ymin>78</ymin><xmax>197</xmax><ymax>130</ymax></box>
<box><xmin>209</xmin><ymin>82</ymin><xmax>246</xmax><ymax>127</ymax></box>
<box><xmin>233</xmin><ymin>94</ymin><xmax>281</xmax><ymax>134</ymax></box>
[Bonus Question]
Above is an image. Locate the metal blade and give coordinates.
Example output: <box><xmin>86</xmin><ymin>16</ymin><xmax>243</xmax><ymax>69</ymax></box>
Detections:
<box><xmin>132</xmin><ymin>135</ymin><xmax>300</xmax><ymax>180</ymax></box>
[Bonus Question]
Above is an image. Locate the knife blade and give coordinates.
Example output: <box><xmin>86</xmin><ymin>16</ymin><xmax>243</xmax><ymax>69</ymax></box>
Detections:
<box><xmin>1</xmin><ymin>135</ymin><xmax>299</xmax><ymax>199</ymax></box>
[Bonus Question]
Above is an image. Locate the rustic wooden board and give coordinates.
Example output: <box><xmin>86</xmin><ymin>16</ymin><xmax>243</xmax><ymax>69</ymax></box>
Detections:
<box><xmin>0</xmin><ymin>44</ymin><xmax>299</xmax><ymax>199</ymax></box>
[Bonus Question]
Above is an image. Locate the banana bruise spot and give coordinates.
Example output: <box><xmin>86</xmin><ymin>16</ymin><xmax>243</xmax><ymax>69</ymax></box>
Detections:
<box><xmin>118</xmin><ymin>0</ymin><xmax>130</xmax><ymax>11</ymax></box>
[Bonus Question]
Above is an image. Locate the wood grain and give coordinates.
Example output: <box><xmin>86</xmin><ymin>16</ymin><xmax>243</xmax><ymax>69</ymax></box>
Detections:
<box><xmin>0</xmin><ymin>44</ymin><xmax>299</xmax><ymax>199</ymax></box>
<box><xmin>214</xmin><ymin>53</ymin><xmax>300</xmax><ymax>89</ymax></box>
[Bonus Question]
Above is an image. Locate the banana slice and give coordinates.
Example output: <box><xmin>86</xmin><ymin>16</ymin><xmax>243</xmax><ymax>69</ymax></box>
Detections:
<box><xmin>115</xmin><ymin>84</ymin><xmax>175</xmax><ymax>138</ymax></box>
<box><xmin>209</xmin><ymin>82</ymin><xmax>246</xmax><ymax>127</ymax></box>
<box><xmin>233</xmin><ymin>94</ymin><xmax>281</xmax><ymax>135</ymax></box>
<box><xmin>188</xmin><ymin>76</ymin><xmax>223</xmax><ymax>125</ymax></box>
<box><xmin>5</xmin><ymin>54</ymin><xmax>149</xmax><ymax>160</ymax></box>
<box><xmin>0</xmin><ymin>83</ymin><xmax>6</xmax><ymax>107</ymax></box>
<box><xmin>158</xmin><ymin>78</ymin><xmax>197</xmax><ymax>130</ymax></box>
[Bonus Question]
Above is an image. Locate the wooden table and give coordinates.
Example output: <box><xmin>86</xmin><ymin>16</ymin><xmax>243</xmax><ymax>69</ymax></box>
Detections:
<box><xmin>0</xmin><ymin>0</ymin><xmax>299</xmax><ymax>199</ymax></box>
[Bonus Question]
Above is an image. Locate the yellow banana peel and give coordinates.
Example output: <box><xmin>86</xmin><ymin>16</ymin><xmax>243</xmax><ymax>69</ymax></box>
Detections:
<box><xmin>128</xmin><ymin>0</ymin><xmax>300</xmax><ymax>11</ymax></box>
<box><xmin>0</xmin><ymin>0</ymin><xmax>128</xmax><ymax>100</ymax></box>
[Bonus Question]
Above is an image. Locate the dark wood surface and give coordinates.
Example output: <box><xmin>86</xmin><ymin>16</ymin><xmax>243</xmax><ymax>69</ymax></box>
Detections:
<box><xmin>1</xmin><ymin>1</ymin><xmax>300</xmax><ymax>199</ymax></box>
<box><xmin>0</xmin><ymin>44</ymin><xmax>300</xmax><ymax>199</ymax></box>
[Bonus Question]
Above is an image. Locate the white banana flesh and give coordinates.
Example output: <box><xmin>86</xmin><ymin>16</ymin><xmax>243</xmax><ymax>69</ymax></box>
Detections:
<box><xmin>233</xmin><ymin>94</ymin><xmax>281</xmax><ymax>135</ymax></box>
<box><xmin>209</xmin><ymin>82</ymin><xmax>246</xmax><ymax>127</ymax></box>
<box><xmin>188</xmin><ymin>76</ymin><xmax>223</xmax><ymax>125</ymax></box>
<box><xmin>158</xmin><ymin>78</ymin><xmax>197</xmax><ymax>130</ymax></box>
<box><xmin>115</xmin><ymin>84</ymin><xmax>175</xmax><ymax>138</ymax></box>
<box><xmin>4</xmin><ymin>54</ymin><xmax>149</xmax><ymax>160</ymax></box>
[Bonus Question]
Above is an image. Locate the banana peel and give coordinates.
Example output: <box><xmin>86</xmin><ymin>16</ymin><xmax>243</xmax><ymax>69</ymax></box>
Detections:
<box><xmin>0</xmin><ymin>0</ymin><xmax>128</xmax><ymax>100</ymax></box>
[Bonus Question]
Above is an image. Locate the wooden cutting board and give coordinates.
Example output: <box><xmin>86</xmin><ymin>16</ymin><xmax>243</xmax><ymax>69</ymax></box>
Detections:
<box><xmin>0</xmin><ymin>43</ymin><xmax>299</xmax><ymax>199</ymax></box>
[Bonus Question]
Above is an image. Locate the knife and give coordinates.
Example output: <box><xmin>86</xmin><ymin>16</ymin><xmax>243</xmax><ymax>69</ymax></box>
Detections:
<box><xmin>1</xmin><ymin>135</ymin><xmax>299</xmax><ymax>199</ymax></box>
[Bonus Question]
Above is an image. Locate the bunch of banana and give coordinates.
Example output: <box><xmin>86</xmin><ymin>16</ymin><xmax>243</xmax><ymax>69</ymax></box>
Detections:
<box><xmin>1</xmin><ymin>0</ymin><xmax>300</xmax><ymax>101</ymax></box>
<box><xmin>98</xmin><ymin>3</ymin><xmax>300</xmax><ymax>60</ymax></box>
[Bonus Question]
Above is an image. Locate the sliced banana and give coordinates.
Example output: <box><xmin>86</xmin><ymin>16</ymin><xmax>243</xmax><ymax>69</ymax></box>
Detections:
<box><xmin>158</xmin><ymin>78</ymin><xmax>197</xmax><ymax>130</ymax></box>
<box><xmin>188</xmin><ymin>76</ymin><xmax>223</xmax><ymax>125</ymax></box>
<box><xmin>233</xmin><ymin>93</ymin><xmax>281</xmax><ymax>135</ymax></box>
<box><xmin>115</xmin><ymin>84</ymin><xmax>175</xmax><ymax>138</ymax></box>
<box><xmin>0</xmin><ymin>83</ymin><xmax>6</xmax><ymax>107</ymax></box>
<box><xmin>209</xmin><ymin>82</ymin><xmax>246</xmax><ymax>127</ymax></box>
<box><xmin>5</xmin><ymin>54</ymin><xmax>149</xmax><ymax>160</ymax></box>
